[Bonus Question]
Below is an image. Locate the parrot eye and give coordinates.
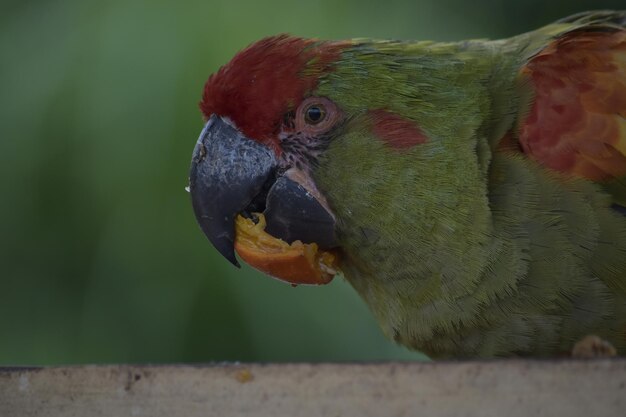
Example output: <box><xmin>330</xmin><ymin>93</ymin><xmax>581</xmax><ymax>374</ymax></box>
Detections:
<box><xmin>304</xmin><ymin>105</ymin><xmax>326</xmax><ymax>125</ymax></box>
<box><xmin>294</xmin><ymin>97</ymin><xmax>341</xmax><ymax>135</ymax></box>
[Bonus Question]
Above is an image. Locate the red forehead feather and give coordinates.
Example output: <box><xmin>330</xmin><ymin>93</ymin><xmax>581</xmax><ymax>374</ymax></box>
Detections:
<box><xmin>200</xmin><ymin>35</ymin><xmax>345</xmax><ymax>152</ymax></box>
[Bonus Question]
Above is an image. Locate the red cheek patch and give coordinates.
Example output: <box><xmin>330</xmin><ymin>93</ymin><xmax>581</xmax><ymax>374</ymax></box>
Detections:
<box><xmin>369</xmin><ymin>109</ymin><xmax>429</xmax><ymax>149</ymax></box>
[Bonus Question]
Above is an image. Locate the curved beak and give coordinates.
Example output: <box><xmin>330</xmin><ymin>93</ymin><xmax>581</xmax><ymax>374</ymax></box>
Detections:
<box><xmin>189</xmin><ymin>115</ymin><xmax>277</xmax><ymax>266</ymax></box>
<box><xmin>189</xmin><ymin>114</ymin><xmax>338</xmax><ymax>269</ymax></box>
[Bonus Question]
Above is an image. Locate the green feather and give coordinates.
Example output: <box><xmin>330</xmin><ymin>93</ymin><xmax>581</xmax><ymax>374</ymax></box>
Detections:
<box><xmin>310</xmin><ymin>11</ymin><xmax>626</xmax><ymax>357</ymax></box>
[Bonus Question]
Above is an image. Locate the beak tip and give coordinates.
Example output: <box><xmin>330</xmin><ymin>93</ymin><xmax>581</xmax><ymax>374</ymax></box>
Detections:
<box><xmin>226</xmin><ymin>253</ymin><xmax>241</xmax><ymax>268</ymax></box>
<box><xmin>209</xmin><ymin>234</ymin><xmax>241</xmax><ymax>268</ymax></box>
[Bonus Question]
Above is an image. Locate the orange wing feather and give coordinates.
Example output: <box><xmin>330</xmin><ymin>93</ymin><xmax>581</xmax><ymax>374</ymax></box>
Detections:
<box><xmin>519</xmin><ymin>30</ymin><xmax>626</xmax><ymax>183</ymax></box>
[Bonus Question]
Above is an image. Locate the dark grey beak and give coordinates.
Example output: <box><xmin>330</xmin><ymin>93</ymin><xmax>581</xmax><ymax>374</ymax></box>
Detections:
<box><xmin>264</xmin><ymin>176</ymin><xmax>338</xmax><ymax>250</ymax></box>
<box><xmin>189</xmin><ymin>115</ymin><xmax>277</xmax><ymax>266</ymax></box>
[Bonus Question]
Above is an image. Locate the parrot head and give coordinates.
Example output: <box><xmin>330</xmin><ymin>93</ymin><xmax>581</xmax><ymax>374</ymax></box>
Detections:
<box><xmin>189</xmin><ymin>35</ymin><xmax>349</xmax><ymax>278</ymax></box>
<box><xmin>189</xmin><ymin>34</ymin><xmax>494</xmax><ymax>292</ymax></box>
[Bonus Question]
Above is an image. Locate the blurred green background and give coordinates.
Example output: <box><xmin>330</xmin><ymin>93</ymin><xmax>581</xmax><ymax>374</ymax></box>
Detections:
<box><xmin>1</xmin><ymin>0</ymin><xmax>623</xmax><ymax>365</ymax></box>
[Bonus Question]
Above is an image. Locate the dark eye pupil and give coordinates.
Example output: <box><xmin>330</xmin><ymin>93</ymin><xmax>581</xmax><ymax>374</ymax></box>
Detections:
<box><xmin>305</xmin><ymin>106</ymin><xmax>324</xmax><ymax>124</ymax></box>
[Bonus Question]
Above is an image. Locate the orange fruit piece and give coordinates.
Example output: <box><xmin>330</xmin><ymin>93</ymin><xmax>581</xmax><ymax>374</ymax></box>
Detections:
<box><xmin>234</xmin><ymin>214</ymin><xmax>339</xmax><ymax>285</ymax></box>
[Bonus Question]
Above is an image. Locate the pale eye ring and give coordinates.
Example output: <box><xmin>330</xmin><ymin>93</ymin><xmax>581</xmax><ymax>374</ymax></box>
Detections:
<box><xmin>294</xmin><ymin>97</ymin><xmax>340</xmax><ymax>133</ymax></box>
<box><xmin>304</xmin><ymin>104</ymin><xmax>326</xmax><ymax>125</ymax></box>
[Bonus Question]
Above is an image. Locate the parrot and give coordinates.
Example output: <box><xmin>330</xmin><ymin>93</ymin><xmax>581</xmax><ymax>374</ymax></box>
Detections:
<box><xmin>189</xmin><ymin>10</ymin><xmax>626</xmax><ymax>358</ymax></box>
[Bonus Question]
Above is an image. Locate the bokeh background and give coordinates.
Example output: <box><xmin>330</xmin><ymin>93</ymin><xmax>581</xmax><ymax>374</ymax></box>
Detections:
<box><xmin>1</xmin><ymin>0</ymin><xmax>623</xmax><ymax>365</ymax></box>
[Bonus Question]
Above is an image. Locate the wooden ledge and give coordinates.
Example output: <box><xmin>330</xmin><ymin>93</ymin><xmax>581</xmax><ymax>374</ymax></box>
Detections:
<box><xmin>1</xmin><ymin>360</ymin><xmax>625</xmax><ymax>416</ymax></box>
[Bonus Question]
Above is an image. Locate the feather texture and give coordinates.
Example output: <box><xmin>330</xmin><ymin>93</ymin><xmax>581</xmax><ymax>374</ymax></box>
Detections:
<box><xmin>311</xmin><ymin>11</ymin><xmax>626</xmax><ymax>357</ymax></box>
<box><xmin>199</xmin><ymin>11</ymin><xmax>626</xmax><ymax>357</ymax></box>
